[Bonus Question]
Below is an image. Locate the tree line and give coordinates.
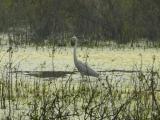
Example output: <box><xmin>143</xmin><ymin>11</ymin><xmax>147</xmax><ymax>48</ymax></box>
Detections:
<box><xmin>0</xmin><ymin>0</ymin><xmax>160</xmax><ymax>44</ymax></box>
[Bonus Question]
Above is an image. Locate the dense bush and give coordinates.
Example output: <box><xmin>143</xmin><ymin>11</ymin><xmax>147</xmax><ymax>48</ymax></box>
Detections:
<box><xmin>0</xmin><ymin>0</ymin><xmax>160</xmax><ymax>44</ymax></box>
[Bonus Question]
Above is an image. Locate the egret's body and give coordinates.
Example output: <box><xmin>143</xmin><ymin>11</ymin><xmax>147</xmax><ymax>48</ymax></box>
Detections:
<box><xmin>72</xmin><ymin>36</ymin><xmax>99</xmax><ymax>77</ymax></box>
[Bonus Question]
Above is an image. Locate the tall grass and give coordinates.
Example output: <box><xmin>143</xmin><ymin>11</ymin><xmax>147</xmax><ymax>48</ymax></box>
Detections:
<box><xmin>0</xmin><ymin>58</ymin><xmax>160</xmax><ymax>119</ymax></box>
<box><xmin>0</xmin><ymin>40</ymin><xmax>160</xmax><ymax>119</ymax></box>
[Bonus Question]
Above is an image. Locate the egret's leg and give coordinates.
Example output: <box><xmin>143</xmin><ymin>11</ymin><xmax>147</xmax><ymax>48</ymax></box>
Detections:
<box><xmin>81</xmin><ymin>74</ymin><xmax>85</xmax><ymax>81</ymax></box>
<box><xmin>79</xmin><ymin>74</ymin><xmax>85</xmax><ymax>92</ymax></box>
<box><xmin>82</xmin><ymin>74</ymin><xmax>84</xmax><ymax>80</ymax></box>
<box><xmin>79</xmin><ymin>74</ymin><xmax>84</xmax><ymax>87</ymax></box>
<box><xmin>87</xmin><ymin>76</ymin><xmax>93</xmax><ymax>89</ymax></box>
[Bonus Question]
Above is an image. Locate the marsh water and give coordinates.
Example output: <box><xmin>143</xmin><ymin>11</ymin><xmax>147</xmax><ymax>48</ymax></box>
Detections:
<box><xmin>0</xmin><ymin>45</ymin><xmax>160</xmax><ymax>85</ymax></box>
<box><xmin>0</xmin><ymin>45</ymin><xmax>160</xmax><ymax>80</ymax></box>
<box><xmin>1</xmin><ymin>45</ymin><xmax>160</xmax><ymax>71</ymax></box>
<box><xmin>0</xmin><ymin>45</ymin><xmax>160</xmax><ymax>119</ymax></box>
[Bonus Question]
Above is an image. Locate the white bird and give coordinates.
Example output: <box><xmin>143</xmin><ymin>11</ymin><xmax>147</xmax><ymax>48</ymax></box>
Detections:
<box><xmin>72</xmin><ymin>36</ymin><xmax>99</xmax><ymax>78</ymax></box>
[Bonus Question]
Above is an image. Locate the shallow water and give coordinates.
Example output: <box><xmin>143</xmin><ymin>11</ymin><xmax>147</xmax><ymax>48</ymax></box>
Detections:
<box><xmin>0</xmin><ymin>46</ymin><xmax>160</xmax><ymax>119</ymax></box>
<box><xmin>0</xmin><ymin>46</ymin><xmax>160</xmax><ymax>72</ymax></box>
<box><xmin>0</xmin><ymin>45</ymin><xmax>159</xmax><ymax>85</ymax></box>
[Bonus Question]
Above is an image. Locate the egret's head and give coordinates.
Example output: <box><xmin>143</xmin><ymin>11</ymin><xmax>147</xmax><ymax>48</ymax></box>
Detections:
<box><xmin>71</xmin><ymin>35</ymin><xmax>78</xmax><ymax>46</ymax></box>
<box><xmin>72</xmin><ymin>35</ymin><xmax>78</xmax><ymax>40</ymax></box>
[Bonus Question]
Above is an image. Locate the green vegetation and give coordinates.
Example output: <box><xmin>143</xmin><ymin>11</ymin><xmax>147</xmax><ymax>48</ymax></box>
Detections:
<box><xmin>0</xmin><ymin>0</ymin><xmax>160</xmax><ymax>119</ymax></box>
<box><xmin>0</xmin><ymin>46</ymin><xmax>160</xmax><ymax>119</ymax></box>
<box><xmin>0</xmin><ymin>0</ymin><xmax>160</xmax><ymax>44</ymax></box>
<box><xmin>0</xmin><ymin>60</ymin><xmax>160</xmax><ymax>119</ymax></box>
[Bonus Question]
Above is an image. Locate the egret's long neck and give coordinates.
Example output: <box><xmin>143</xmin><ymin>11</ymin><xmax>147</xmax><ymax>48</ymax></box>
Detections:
<box><xmin>74</xmin><ymin>40</ymin><xmax>77</xmax><ymax>63</ymax></box>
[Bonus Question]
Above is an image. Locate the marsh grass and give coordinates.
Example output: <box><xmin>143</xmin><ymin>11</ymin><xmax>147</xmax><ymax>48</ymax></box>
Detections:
<box><xmin>0</xmin><ymin>62</ymin><xmax>160</xmax><ymax>119</ymax></box>
<box><xmin>0</xmin><ymin>42</ymin><xmax>160</xmax><ymax>119</ymax></box>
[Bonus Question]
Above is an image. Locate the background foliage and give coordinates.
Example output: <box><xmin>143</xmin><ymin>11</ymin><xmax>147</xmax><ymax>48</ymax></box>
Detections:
<box><xmin>0</xmin><ymin>0</ymin><xmax>160</xmax><ymax>44</ymax></box>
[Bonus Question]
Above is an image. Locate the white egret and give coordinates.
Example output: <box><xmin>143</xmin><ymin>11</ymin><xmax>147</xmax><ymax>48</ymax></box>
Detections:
<box><xmin>72</xmin><ymin>36</ymin><xmax>99</xmax><ymax>77</ymax></box>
